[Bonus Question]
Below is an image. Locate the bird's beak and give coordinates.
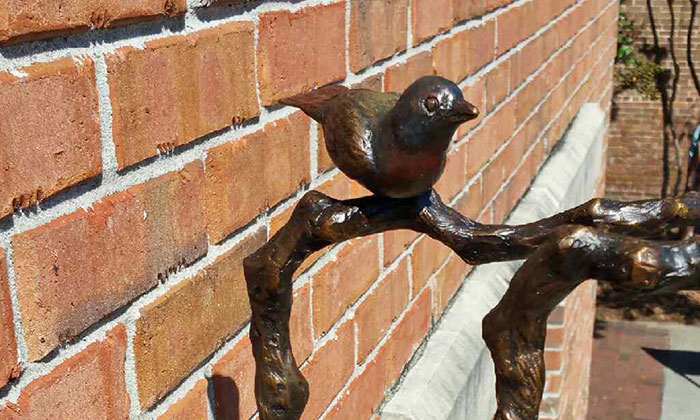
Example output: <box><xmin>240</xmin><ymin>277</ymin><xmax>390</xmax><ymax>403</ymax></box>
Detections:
<box><xmin>451</xmin><ymin>99</ymin><xmax>480</xmax><ymax>123</ymax></box>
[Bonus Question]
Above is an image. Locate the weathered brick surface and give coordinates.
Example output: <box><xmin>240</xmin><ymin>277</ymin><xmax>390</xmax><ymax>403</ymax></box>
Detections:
<box><xmin>467</xmin><ymin>100</ymin><xmax>517</xmax><ymax>179</ymax></box>
<box><xmin>6</xmin><ymin>325</ymin><xmax>129</xmax><ymax>420</ymax></box>
<box><xmin>301</xmin><ymin>320</ymin><xmax>355</xmax><ymax>420</ymax></box>
<box><xmin>107</xmin><ymin>21</ymin><xmax>258</xmax><ymax>169</ymax></box>
<box><xmin>327</xmin><ymin>289</ymin><xmax>432</xmax><ymax>419</ymax></box>
<box><xmin>0</xmin><ymin>58</ymin><xmax>101</xmax><ymax>219</ymax></box>
<box><xmin>0</xmin><ymin>249</ymin><xmax>17</xmax><ymax>389</ymax></box>
<box><xmin>325</xmin><ymin>350</ymin><xmax>387</xmax><ymax>420</ymax></box>
<box><xmin>432</xmin><ymin>21</ymin><xmax>495</xmax><ymax>84</ymax></box>
<box><xmin>349</xmin><ymin>0</ymin><xmax>408</xmax><ymax>72</ymax></box>
<box><xmin>157</xmin><ymin>380</ymin><xmax>209</xmax><ymax>420</ymax></box>
<box><xmin>312</xmin><ymin>237</ymin><xmax>380</xmax><ymax>337</ymax></box>
<box><xmin>257</xmin><ymin>2</ymin><xmax>346</xmax><ymax>105</ymax></box>
<box><xmin>411</xmin><ymin>0</ymin><xmax>453</xmax><ymax>44</ymax></box>
<box><xmin>205</xmin><ymin>113</ymin><xmax>310</xmax><ymax>244</ymax></box>
<box><xmin>385</xmin><ymin>51</ymin><xmax>434</xmax><ymax>92</ymax></box>
<box><xmin>211</xmin><ymin>337</ymin><xmax>257</xmax><ymax>420</ymax></box>
<box><xmin>13</xmin><ymin>162</ymin><xmax>207</xmax><ymax>361</ymax></box>
<box><xmin>383</xmin><ymin>289</ymin><xmax>432</xmax><ymax>380</ymax></box>
<box><xmin>452</xmin><ymin>0</ymin><xmax>486</xmax><ymax>22</ymax></box>
<box><xmin>0</xmin><ymin>0</ymin><xmax>187</xmax><ymax>45</ymax></box>
<box><xmin>355</xmin><ymin>259</ymin><xmax>409</xmax><ymax>363</ymax></box>
<box><xmin>134</xmin><ymin>228</ymin><xmax>264</xmax><ymax>409</ymax></box>
<box><xmin>383</xmin><ymin>230</ymin><xmax>419</xmax><ymax>266</ymax></box>
<box><xmin>432</xmin><ymin>255</ymin><xmax>470</xmax><ymax>316</ymax></box>
<box><xmin>411</xmin><ymin>235</ymin><xmax>452</xmax><ymax>296</ymax></box>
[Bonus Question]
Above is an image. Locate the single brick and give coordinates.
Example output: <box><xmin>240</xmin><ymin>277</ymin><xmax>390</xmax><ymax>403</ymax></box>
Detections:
<box><xmin>469</xmin><ymin>20</ymin><xmax>496</xmax><ymax>73</ymax></box>
<box><xmin>0</xmin><ymin>0</ymin><xmax>186</xmax><ymax>45</ymax></box>
<box><xmin>312</xmin><ymin>237</ymin><xmax>380</xmax><ymax>337</ymax></box>
<box><xmin>383</xmin><ymin>230</ymin><xmax>419</xmax><ymax>266</ymax></box>
<box><xmin>411</xmin><ymin>235</ymin><xmax>452</xmax><ymax>296</ymax></box>
<box><xmin>433</xmin><ymin>255</ymin><xmax>470</xmax><ymax>316</ymax></box>
<box><xmin>301</xmin><ymin>321</ymin><xmax>354</xmax><ymax>420</ymax></box>
<box><xmin>434</xmin><ymin>21</ymin><xmax>495</xmax><ymax>87</ymax></box>
<box><xmin>544</xmin><ymin>348</ymin><xmax>563</xmax><ymax>371</ymax></box>
<box><xmin>411</xmin><ymin>0</ymin><xmax>453</xmax><ymax>44</ymax></box>
<box><xmin>432</xmin><ymin>30</ymin><xmax>469</xmax><ymax>83</ymax></box>
<box><xmin>211</xmin><ymin>336</ymin><xmax>257</xmax><ymax>420</ymax></box>
<box><xmin>257</xmin><ymin>3</ymin><xmax>346</xmax><ymax>105</ymax></box>
<box><xmin>107</xmin><ymin>21</ymin><xmax>258</xmax><ymax>169</ymax></box>
<box><xmin>134</xmin><ymin>228</ymin><xmax>265</xmax><ymax>409</ymax></box>
<box><xmin>204</xmin><ymin>113</ymin><xmax>310</xmax><ymax>243</ymax></box>
<box><xmin>545</xmin><ymin>326</ymin><xmax>565</xmax><ymax>350</ymax></box>
<box><xmin>385</xmin><ymin>51</ymin><xmax>434</xmax><ymax>93</ymax></box>
<box><xmin>486</xmin><ymin>59</ymin><xmax>511</xmax><ymax>112</ymax></box>
<box><xmin>355</xmin><ymin>259</ymin><xmax>409</xmax><ymax>363</ymax></box>
<box><xmin>0</xmin><ymin>58</ymin><xmax>101</xmax><ymax>219</ymax></box>
<box><xmin>158</xmin><ymin>380</ymin><xmax>209</xmax><ymax>420</ymax></box>
<box><xmin>452</xmin><ymin>0</ymin><xmax>486</xmax><ymax>22</ymax></box>
<box><xmin>10</xmin><ymin>325</ymin><xmax>129</xmax><ymax>419</ymax></box>
<box><xmin>13</xmin><ymin>161</ymin><xmax>207</xmax><ymax>361</ymax></box>
<box><xmin>497</xmin><ymin>5</ymin><xmax>526</xmax><ymax>55</ymax></box>
<box><xmin>0</xmin><ymin>249</ymin><xmax>18</xmax><ymax>389</ymax></box>
<box><xmin>349</xmin><ymin>0</ymin><xmax>408</xmax><ymax>72</ymax></box>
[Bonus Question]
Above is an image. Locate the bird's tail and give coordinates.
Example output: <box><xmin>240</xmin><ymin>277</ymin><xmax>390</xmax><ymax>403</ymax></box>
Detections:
<box><xmin>280</xmin><ymin>84</ymin><xmax>349</xmax><ymax>123</ymax></box>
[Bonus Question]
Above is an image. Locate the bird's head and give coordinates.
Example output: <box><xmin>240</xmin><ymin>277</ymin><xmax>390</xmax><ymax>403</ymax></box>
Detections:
<box><xmin>391</xmin><ymin>76</ymin><xmax>479</xmax><ymax>151</ymax></box>
<box><xmin>395</xmin><ymin>75</ymin><xmax>480</xmax><ymax>129</ymax></box>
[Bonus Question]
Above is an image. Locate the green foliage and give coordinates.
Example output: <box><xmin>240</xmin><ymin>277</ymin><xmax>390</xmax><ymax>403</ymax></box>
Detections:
<box><xmin>614</xmin><ymin>11</ymin><xmax>662</xmax><ymax>99</ymax></box>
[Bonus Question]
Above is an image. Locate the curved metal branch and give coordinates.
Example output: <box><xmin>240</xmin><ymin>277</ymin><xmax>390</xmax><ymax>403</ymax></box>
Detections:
<box><xmin>244</xmin><ymin>189</ymin><xmax>700</xmax><ymax>420</ymax></box>
<box><xmin>483</xmin><ymin>226</ymin><xmax>700</xmax><ymax>420</ymax></box>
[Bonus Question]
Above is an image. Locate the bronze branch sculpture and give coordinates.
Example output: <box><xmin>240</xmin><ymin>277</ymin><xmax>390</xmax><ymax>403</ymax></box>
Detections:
<box><xmin>243</xmin><ymin>77</ymin><xmax>700</xmax><ymax>420</ymax></box>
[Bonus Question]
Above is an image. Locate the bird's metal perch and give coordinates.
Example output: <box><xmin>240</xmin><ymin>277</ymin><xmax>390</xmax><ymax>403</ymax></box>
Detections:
<box><xmin>242</xmin><ymin>78</ymin><xmax>700</xmax><ymax>420</ymax></box>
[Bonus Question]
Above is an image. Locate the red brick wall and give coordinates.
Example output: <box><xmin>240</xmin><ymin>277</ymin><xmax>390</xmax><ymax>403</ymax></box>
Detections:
<box><xmin>0</xmin><ymin>0</ymin><xmax>615</xmax><ymax>418</ymax></box>
<box><xmin>606</xmin><ymin>0</ymin><xmax>700</xmax><ymax>200</ymax></box>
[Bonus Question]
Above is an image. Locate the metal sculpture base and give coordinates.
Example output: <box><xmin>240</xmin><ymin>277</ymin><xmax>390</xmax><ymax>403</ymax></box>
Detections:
<box><xmin>244</xmin><ymin>189</ymin><xmax>700</xmax><ymax>420</ymax></box>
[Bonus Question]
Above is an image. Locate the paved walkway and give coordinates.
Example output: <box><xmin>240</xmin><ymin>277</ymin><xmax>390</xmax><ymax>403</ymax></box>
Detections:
<box><xmin>588</xmin><ymin>320</ymin><xmax>700</xmax><ymax>420</ymax></box>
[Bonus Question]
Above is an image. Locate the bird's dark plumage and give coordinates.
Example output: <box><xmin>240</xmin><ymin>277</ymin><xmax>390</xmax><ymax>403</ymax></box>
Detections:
<box><xmin>281</xmin><ymin>76</ymin><xmax>479</xmax><ymax>198</ymax></box>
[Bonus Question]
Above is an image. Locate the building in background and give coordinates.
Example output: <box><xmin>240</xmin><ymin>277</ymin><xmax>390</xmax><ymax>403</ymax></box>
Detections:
<box><xmin>606</xmin><ymin>0</ymin><xmax>700</xmax><ymax>200</ymax></box>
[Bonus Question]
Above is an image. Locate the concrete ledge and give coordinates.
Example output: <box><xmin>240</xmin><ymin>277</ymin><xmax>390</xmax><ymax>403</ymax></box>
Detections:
<box><xmin>379</xmin><ymin>104</ymin><xmax>606</xmax><ymax>420</ymax></box>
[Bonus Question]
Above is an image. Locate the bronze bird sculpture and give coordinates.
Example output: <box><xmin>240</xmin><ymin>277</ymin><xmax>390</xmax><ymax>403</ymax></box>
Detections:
<box><xmin>282</xmin><ymin>75</ymin><xmax>480</xmax><ymax>198</ymax></box>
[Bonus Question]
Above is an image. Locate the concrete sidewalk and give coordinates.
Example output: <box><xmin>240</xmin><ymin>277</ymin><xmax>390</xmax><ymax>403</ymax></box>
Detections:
<box><xmin>587</xmin><ymin>320</ymin><xmax>700</xmax><ymax>420</ymax></box>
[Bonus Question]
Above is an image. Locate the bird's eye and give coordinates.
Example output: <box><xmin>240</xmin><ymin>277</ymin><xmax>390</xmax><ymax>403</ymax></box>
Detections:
<box><xmin>424</xmin><ymin>96</ymin><xmax>439</xmax><ymax>113</ymax></box>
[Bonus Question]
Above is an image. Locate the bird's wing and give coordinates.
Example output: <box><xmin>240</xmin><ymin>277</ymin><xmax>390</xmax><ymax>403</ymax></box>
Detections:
<box><xmin>322</xmin><ymin>90</ymin><xmax>398</xmax><ymax>182</ymax></box>
<box><xmin>280</xmin><ymin>85</ymin><xmax>350</xmax><ymax>123</ymax></box>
